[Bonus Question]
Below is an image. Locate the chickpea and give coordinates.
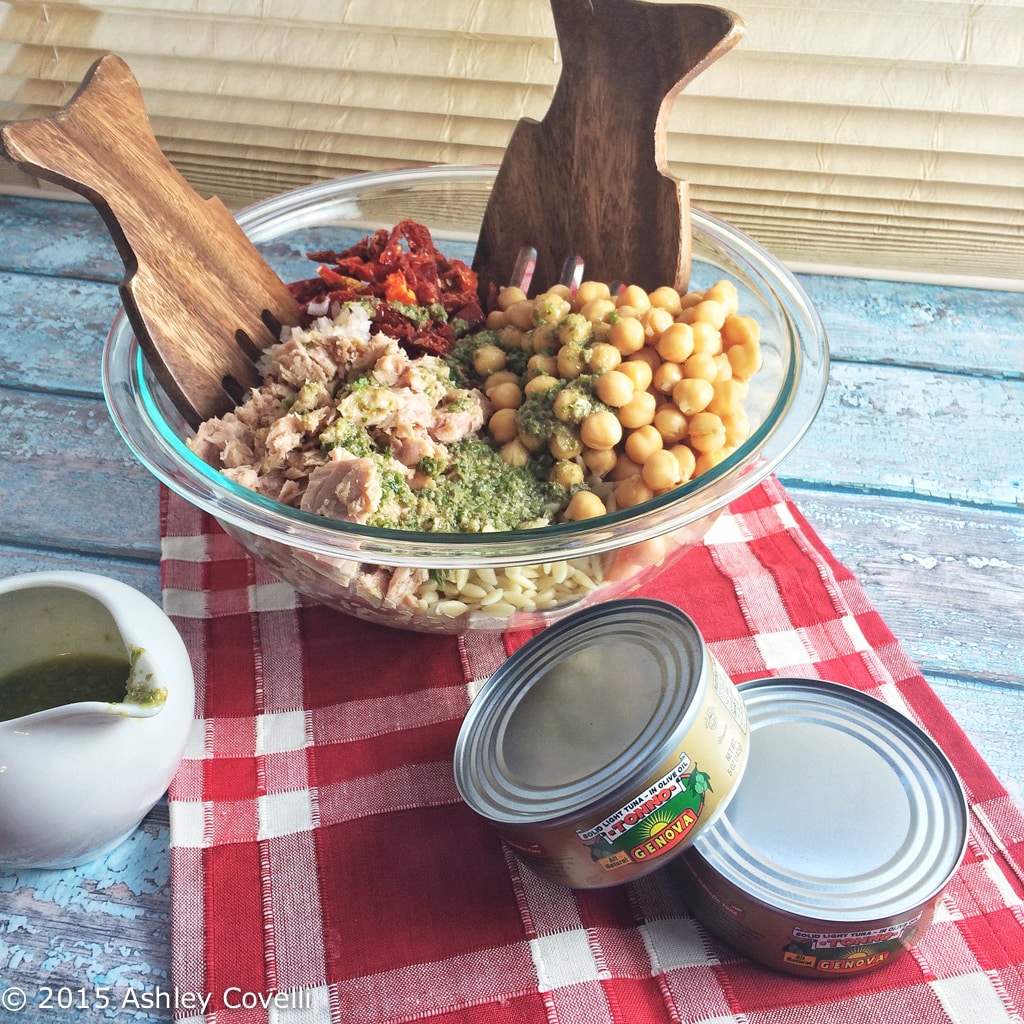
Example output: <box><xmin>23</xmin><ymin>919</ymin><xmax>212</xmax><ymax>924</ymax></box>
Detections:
<box><xmin>722</xmin><ymin>314</ymin><xmax>761</xmax><ymax>348</ymax></box>
<box><xmin>631</xmin><ymin>345</ymin><xmax>662</xmax><ymax>371</ymax></box>
<box><xmin>625</xmin><ymin>424</ymin><xmax>663</xmax><ymax>464</ymax></box>
<box><xmin>707</xmin><ymin>378</ymin><xmax>746</xmax><ymax>419</ymax></box>
<box><xmin>618</xmin><ymin>358</ymin><xmax>653</xmax><ymax>393</ymax></box>
<box><xmin>581</xmin><ymin>297</ymin><xmax>617</xmax><ymax>323</ymax></box>
<box><xmin>488</xmin><ymin>406</ymin><xmax>519</xmax><ymax>443</ymax></box>
<box><xmin>683</xmin><ymin>351</ymin><xmax>719</xmax><ymax>382</ymax></box>
<box><xmin>506</xmin><ymin>299</ymin><xmax>536</xmax><ymax>331</ymax></box>
<box><xmin>563</xmin><ymin>488</ymin><xmax>608</xmax><ymax>521</ymax></box>
<box><xmin>678</xmin><ymin>290</ymin><xmax>704</xmax><ymax>310</ymax></box>
<box><xmin>527</xmin><ymin>353</ymin><xmax>558</xmax><ymax>378</ymax></box>
<box><xmin>672</xmin><ymin>376</ymin><xmax>714</xmax><ymax>415</ymax></box>
<box><xmin>609</xmin><ymin>453</ymin><xmax>642</xmax><ymax>481</ymax></box>
<box><xmin>652</xmin><ymin>360</ymin><xmax>684</xmax><ymax>395</ymax></box>
<box><xmin>488</xmin><ymin>380</ymin><xmax>523</xmax><ymax>410</ymax></box>
<box><xmin>594</xmin><ymin>369</ymin><xmax>635</xmax><ymax>407</ymax></box>
<box><xmin>524</xmin><ymin>374</ymin><xmax>558</xmax><ymax>397</ymax></box>
<box><xmin>501</xmin><ymin>437</ymin><xmax>530</xmax><ymax>467</ymax></box>
<box><xmin>550</xmin><ymin>459</ymin><xmax>585</xmax><ymax>489</ymax></box>
<box><xmin>653</xmin><ymin>404</ymin><xmax>688</xmax><ymax>444</ymax></box>
<box><xmin>575</xmin><ymin>280</ymin><xmax>611</xmax><ymax>307</ymax></box>
<box><xmin>557</xmin><ymin>312</ymin><xmax>591</xmax><ymax>347</ymax></box>
<box><xmin>642</xmin><ymin>448</ymin><xmax>682</xmax><ymax>490</ymax></box>
<box><xmin>690</xmin><ymin>321</ymin><xmax>723</xmax><ymax>356</ymax></box>
<box><xmin>615</xmin><ymin>475</ymin><xmax>655</xmax><ymax>509</ymax></box>
<box><xmin>643</xmin><ymin>306</ymin><xmax>676</xmax><ymax>343</ymax></box>
<box><xmin>668</xmin><ymin>443</ymin><xmax>697</xmax><ymax>482</ymax></box>
<box><xmin>549</xmin><ymin>425</ymin><xmax>582</xmax><ymax>460</ymax></box>
<box><xmin>583</xmin><ymin>447</ymin><xmax>618</xmax><ymax>477</ymax></box>
<box><xmin>703</xmin><ymin>279</ymin><xmax>739</xmax><ymax>315</ymax></box>
<box><xmin>695</xmin><ymin>448</ymin><xmax>730</xmax><ymax>476</ymax></box>
<box><xmin>587</xmin><ymin>341</ymin><xmax>621</xmax><ymax>374</ymax></box>
<box><xmin>497</xmin><ymin>285</ymin><xmax>528</xmax><ymax>310</ymax></box>
<box><xmin>609</xmin><ymin>315</ymin><xmax>645</xmax><ymax>355</ymax></box>
<box><xmin>617</xmin><ymin>389</ymin><xmax>657</xmax><ymax>429</ymax></box>
<box><xmin>723</xmin><ymin>410</ymin><xmax>751</xmax><ymax>446</ymax></box>
<box><xmin>688</xmin><ymin>410</ymin><xmax>727</xmax><ymax>453</ymax></box>
<box><xmin>727</xmin><ymin>340</ymin><xmax>763</xmax><ymax>380</ymax></box>
<box><xmin>530</xmin><ymin>322</ymin><xmax>561</xmax><ymax>355</ymax></box>
<box><xmin>617</xmin><ymin>284</ymin><xmax>651</xmax><ymax>313</ymax></box>
<box><xmin>535</xmin><ymin>293</ymin><xmax>572</xmax><ymax>324</ymax></box>
<box><xmin>518</xmin><ymin>429</ymin><xmax>547</xmax><ymax>452</ymax></box>
<box><xmin>580</xmin><ymin>409</ymin><xmax>623</xmax><ymax>451</ymax></box>
<box><xmin>553</xmin><ymin>387</ymin><xmax>589</xmax><ymax>423</ymax></box>
<box><xmin>684</xmin><ymin>299</ymin><xmax>728</xmax><ymax>330</ymax></box>
<box><xmin>547</xmin><ymin>283</ymin><xmax>572</xmax><ymax>301</ymax></box>
<box><xmin>713</xmin><ymin>353</ymin><xmax>733</xmax><ymax>381</ymax></box>
<box><xmin>648</xmin><ymin>285</ymin><xmax>683</xmax><ymax>315</ymax></box>
<box><xmin>484</xmin><ymin>369</ymin><xmax>518</xmax><ymax>394</ymax></box>
<box><xmin>557</xmin><ymin>344</ymin><xmax>587</xmax><ymax>379</ymax></box>
<box><xmin>656</xmin><ymin>322</ymin><xmax>695</xmax><ymax>363</ymax></box>
<box><xmin>590</xmin><ymin>320</ymin><xmax>612</xmax><ymax>346</ymax></box>
<box><xmin>499</xmin><ymin>325</ymin><xmax>526</xmax><ymax>352</ymax></box>
<box><xmin>485</xmin><ymin>309</ymin><xmax>506</xmax><ymax>330</ymax></box>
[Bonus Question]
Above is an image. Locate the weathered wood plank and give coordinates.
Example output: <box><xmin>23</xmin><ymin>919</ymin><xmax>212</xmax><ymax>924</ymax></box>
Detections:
<box><xmin>0</xmin><ymin>388</ymin><xmax>160</xmax><ymax>558</ymax></box>
<box><xmin>0</xmin><ymin>801</ymin><xmax>171</xmax><ymax>1024</ymax></box>
<box><xmin>0</xmin><ymin>272</ymin><xmax>119</xmax><ymax>394</ymax></box>
<box><xmin>782</xmin><ymin>361</ymin><xmax>1024</xmax><ymax>507</ymax></box>
<box><xmin>0</xmin><ymin>195</ymin><xmax>122</xmax><ymax>282</ymax></box>
<box><xmin>0</xmin><ymin>542</ymin><xmax>162</xmax><ymax>605</ymax></box>
<box><xmin>926</xmin><ymin>675</ymin><xmax>1024</xmax><ymax>809</ymax></box>
<box><xmin>787</xmin><ymin>486</ymin><xmax>1024</xmax><ymax>687</ymax></box>
<box><xmin>799</xmin><ymin>273</ymin><xmax>1024</xmax><ymax>380</ymax></box>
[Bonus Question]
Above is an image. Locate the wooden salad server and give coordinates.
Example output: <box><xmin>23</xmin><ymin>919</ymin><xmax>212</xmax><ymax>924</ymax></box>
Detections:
<box><xmin>473</xmin><ymin>0</ymin><xmax>743</xmax><ymax>300</ymax></box>
<box><xmin>0</xmin><ymin>54</ymin><xmax>301</xmax><ymax>427</ymax></box>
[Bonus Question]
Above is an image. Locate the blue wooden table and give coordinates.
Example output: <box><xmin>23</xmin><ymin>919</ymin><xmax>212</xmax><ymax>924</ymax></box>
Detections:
<box><xmin>0</xmin><ymin>193</ymin><xmax>1021</xmax><ymax>1022</ymax></box>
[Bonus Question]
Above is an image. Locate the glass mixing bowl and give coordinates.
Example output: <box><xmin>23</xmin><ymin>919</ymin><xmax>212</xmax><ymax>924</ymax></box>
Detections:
<box><xmin>103</xmin><ymin>164</ymin><xmax>829</xmax><ymax>634</ymax></box>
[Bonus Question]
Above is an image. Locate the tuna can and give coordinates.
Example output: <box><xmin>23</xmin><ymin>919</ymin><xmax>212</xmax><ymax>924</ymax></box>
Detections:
<box><xmin>453</xmin><ymin>599</ymin><xmax>750</xmax><ymax>888</ymax></box>
<box><xmin>672</xmin><ymin>677</ymin><xmax>968</xmax><ymax>977</ymax></box>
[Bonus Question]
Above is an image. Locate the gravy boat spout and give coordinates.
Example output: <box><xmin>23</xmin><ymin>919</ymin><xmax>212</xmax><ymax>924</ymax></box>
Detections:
<box><xmin>0</xmin><ymin>571</ymin><xmax>195</xmax><ymax>868</ymax></box>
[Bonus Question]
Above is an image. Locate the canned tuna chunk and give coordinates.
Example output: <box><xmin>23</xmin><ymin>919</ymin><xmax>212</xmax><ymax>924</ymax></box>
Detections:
<box><xmin>671</xmin><ymin>677</ymin><xmax>968</xmax><ymax>977</ymax></box>
<box><xmin>453</xmin><ymin>599</ymin><xmax>749</xmax><ymax>888</ymax></box>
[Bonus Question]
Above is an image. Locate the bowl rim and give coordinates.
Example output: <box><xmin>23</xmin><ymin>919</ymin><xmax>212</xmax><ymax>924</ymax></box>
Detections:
<box><xmin>102</xmin><ymin>163</ymin><xmax>829</xmax><ymax>567</ymax></box>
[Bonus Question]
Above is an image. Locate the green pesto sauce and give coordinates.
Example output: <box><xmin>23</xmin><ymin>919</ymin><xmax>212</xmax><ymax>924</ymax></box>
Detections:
<box><xmin>447</xmin><ymin>330</ymin><xmax>528</xmax><ymax>382</ymax></box>
<box><xmin>0</xmin><ymin>645</ymin><xmax>165</xmax><ymax>721</ymax></box>
<box><xmin>0</xmin><ymin>653</ymin><xmax>131</xmax><ymax>721</ymax></box>
<box><xmin>388</xmin><ymin>300</ymin><xmax>449</xmax><ymax>325</ymax></box>
<box><xmin>516</xmin><ymin>376</ymin><xmax>603</xmax><ymax>442</ymax></box>
<box><xmin>319</xmin><ymin>417</ymin><xmax>376</xmax><ymax>457</ymax></box>
<box><xmin>369</xmin><ymin>438</ymin><xmax>559</xmax><ymax>533</ymax></box>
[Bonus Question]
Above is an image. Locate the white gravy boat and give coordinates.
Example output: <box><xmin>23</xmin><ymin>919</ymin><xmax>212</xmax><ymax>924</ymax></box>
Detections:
<box><xmin>0</xmin><ymin>571</ymin><xmax>194</xmax><ymax>868</ymax></box>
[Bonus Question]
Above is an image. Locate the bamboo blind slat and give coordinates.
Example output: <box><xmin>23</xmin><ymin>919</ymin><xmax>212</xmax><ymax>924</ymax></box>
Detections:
<box><xmin>1</xmin><ymin>0</ymin><xmax>1020</xmax><ymax>283</ymax></box>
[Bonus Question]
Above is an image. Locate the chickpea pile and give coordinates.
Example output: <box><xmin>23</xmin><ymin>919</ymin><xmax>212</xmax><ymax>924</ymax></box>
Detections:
<box><xmin>473</xmin><ymin>277</ymin><xmax>763</xmax><ymax>522</ymax></box>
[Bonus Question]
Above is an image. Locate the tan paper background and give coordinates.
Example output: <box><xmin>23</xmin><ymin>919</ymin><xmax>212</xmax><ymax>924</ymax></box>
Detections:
<box><xmin>1</xmin><ymin>0</ymin><xmax>1021</xmax><ymax>283</ymax></box>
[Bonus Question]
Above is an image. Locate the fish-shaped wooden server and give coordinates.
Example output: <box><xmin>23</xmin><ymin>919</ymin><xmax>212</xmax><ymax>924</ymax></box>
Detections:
<box><xmin>472</xmin><ymin>0</ymin><xmax>743</xmax><ymax>300</ymax></box>
<box><xmin>1</xmin><ymin>54</ymin><xmax>301</xmax><ymax>428</ymax></box>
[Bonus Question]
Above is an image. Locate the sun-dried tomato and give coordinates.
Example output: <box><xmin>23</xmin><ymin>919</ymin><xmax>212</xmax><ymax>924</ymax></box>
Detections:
<box><xmin>292</xmin><ymin>220</ymin><xmax>483</xmax><ymax>356</ymax></box>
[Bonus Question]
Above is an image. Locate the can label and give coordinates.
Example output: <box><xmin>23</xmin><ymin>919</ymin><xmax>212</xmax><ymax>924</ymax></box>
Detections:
<box><xmin>576</xmin><ymin>753</ymin><xmax>712</xmax><ymax>872</ymax></box>
<box><xmin>782</xmin><ymin>918</ymin><xmax>923</xmax><ymax>974</ymax></box>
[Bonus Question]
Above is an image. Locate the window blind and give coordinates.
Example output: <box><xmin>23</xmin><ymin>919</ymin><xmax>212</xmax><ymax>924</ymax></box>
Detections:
<box><xmin>1</xmin><ymin>0</ymin><xmax>1021</xmax><ymax>285</ymax></box>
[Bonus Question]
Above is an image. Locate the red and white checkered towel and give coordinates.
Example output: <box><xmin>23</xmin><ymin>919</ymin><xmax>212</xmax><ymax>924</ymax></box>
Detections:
<box><xmin>162</xmin><ymin>475</ymin><xmax>1024</xmax><ymax>1023</ymax></box>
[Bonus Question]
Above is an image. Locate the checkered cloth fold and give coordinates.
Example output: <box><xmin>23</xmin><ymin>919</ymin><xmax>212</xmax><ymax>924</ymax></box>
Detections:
<box><xmin>162</xmin><ymin>476</ymin><xmax>1024</xmax><ymax>1024</ymax></box>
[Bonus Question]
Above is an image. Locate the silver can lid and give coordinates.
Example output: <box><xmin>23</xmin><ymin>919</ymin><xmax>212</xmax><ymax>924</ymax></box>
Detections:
<box><xmin>690</xmin><ymin>677</ymin><xmax>968</xmax><ymax>920</ymax></box>
<box><xmin>454</xmin><ymin>599</ymin><xmax>709</xmax><ymax>828</ymax></box>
